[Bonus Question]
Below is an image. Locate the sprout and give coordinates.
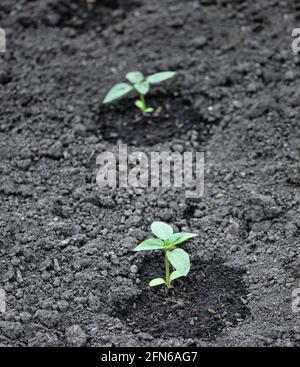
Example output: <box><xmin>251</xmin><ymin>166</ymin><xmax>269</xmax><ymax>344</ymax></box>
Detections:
<box><xmin>103</xmin><ymin>71</ymin><xmax>176</xmax><ymax>116</ymax></box>
<box><xmin>134</xmin><ymin>221</ymin><xmax>197</xmax><ymax>288</ymax></box>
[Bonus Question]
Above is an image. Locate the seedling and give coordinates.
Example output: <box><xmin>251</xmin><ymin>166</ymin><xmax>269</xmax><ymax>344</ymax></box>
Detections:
<box><xmin>134</xmin><ymin>222</ymin><xmax>197</xmax><ymax>288</ymax></box>
<box><xmin>103</xmin><ymin>71</ymin><xmax>176</xmax><ymax>116</ymax></box>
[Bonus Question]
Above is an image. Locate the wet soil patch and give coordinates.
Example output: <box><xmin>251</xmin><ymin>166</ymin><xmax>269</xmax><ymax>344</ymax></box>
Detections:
<box><xmin>98</xmin><ymin>93</ymin><xmax>218</xmax><ymax>146</ymax></box>
<box><xmin>114</xmin><ymin>257</ymin><xmax>250</xmax><ymax>339</ymax></box>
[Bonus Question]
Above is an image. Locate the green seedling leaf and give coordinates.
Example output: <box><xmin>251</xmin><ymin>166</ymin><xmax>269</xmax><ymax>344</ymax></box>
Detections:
<box><xmin>149</xmin><ymin>278</ymin><xmax>166</xmax><ymax>287</ymax></box>
<box><xmin>151</xmin><ymin>221</ymin><xmax>173</xmax><ymax>241</ymax></box>
<box><xmin>134</xmin><ymin>81</ymin><xmax>150</xmax><ymax>95</ymax></box>
<box><xmin>170</xmin><ymin>271</ymin><xmax>184</xmax><ymax>282</ymax></box>
<box><xmin>134</xmin><ymin>238</ymin><xmax>164</xmax><ymax>251</ymax></box>
<box><xmin>103</xmin><ymin>70</ymin><xmax>177</xmax><ymax>117</ymax></box>
<box><xmin>126</xmin><ymin>71</ymin><xmax>144</xmax><ymax>84</ymax></box>
<box><xmin>134</xmin><ymin>221</ymin><xmax>197</xmax><ymax>289</ymax></box>
<box><xmin>147</xmin><ymin>71</ymin><xmax>176</xmax><ymax>84</ymax></box>
<box><xmin>103</xmin><ymin>83</ymin><xmax>133</xmax><ymax>103</ymax></box>
<box><xmin>135</xmin><ymin>100</ymin><xmax>144</xmax><ymax>111</ymax></box>
<box><xmin>169</xmin><ymin>232</ymin><xmax>198</xmax><ymax>246</ymax></box>
<box><xmin>167</xmin><ymin>248</ymin><xmax>190</xmax><ymax>276</ymax></box>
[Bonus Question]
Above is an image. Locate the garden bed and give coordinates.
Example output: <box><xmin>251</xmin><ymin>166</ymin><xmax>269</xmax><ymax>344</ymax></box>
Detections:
<box><xmin>0</xmin><ymin>0</ymin><xmax>300</xmax><ymax>347</ymax></box>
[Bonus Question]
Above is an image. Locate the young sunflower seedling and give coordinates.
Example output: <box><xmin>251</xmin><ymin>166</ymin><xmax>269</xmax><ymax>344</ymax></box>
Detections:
<box><xmin>134</xmin><ymin>222</ymin><xmax>197</xmax><ymax>288</ymax></box>
<box><xmin>103</xmin><ymin>71</ymin><xmax>176</xmax><ymax>116</ymax></box>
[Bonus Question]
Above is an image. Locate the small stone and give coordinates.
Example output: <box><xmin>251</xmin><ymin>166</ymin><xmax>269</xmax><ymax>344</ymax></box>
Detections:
<box><xmin>137</xmin><ymin>332</ymin><xmax>153</xmax><ymax>341</ymax></box>
<box><xmin>20</xmin><ymin>312</ymin><xmax>32</xmax><ymax>324</ymax></box>
<box><xmin>159</xmin><ymin>209</ymin><xmax>172</xmax><ymax>221</ymax></box>
<box><xmin>3</xmin><ymin>270</ymin><xmax>14</xmax><ymax>282</ymax></box>
<box><xmin>285</xmin><ymin>70</ymin><xmax>295</xmax><ymax>81</ymax></box>
<box><xmin>265</xmin><ymin>205</ymin><xmax>282</xmax><ymax>219</ymax></box>
<box><xmin>192</xmin><ymin>36</ymin><xmax>208</xmax><ymax>49</ymax></box>
<box><xmin>229</xmin><ymin>221</ymin><xmax>240</xmax><ymax>235</ymax></box>
<box><xmin>288</xmin><ymin>169</ymin><xmax>300</xmax><ymax>185</ymax></box>
<box><xmin>65</xmin><ymin>325</ymin><xmax>87</xmax><ymax>347</ymax></box>
<box><xmin>126</xmin><ymin>215</ymin><xmax>142</xmax><ymax>226</ymax></box>
<box><xmin>48</xmin><ymin>141</ymin><xmax>64</xmax><ymax>159</ymax></box>
<box><xmin>45</xmin><ymin>14</ymin><xmax>61</xmax><ymax>27</ymax></box>
<box><xmin>59</xmin><ymin>238</ymin><xmax>71</xmax><ymax>249</ymax></box>
<box><xmin>285</xmin><ymin>223</ymin><xmax>298</xmax><ymax>237</ymax></box>
<box><xmin>16</xmin><ymin>270</ymin><xmax>23</xmax><ymax>283</ymax></box>
<box><xmin>130</xmin><ymin>265</ymin><xmax>138</xmax><ymax>274</ymax></box>
<box><xmin>247</xmin><ymin>82</ymin><xmax>259</xmax><ymax>93</ymax></box>
<box><xmin>53</xmin><ymin>259</ymin><xmax>60</xmax><ymax>272</ymax></box>
<box><xmin>53</xmin><ymin>278</ymin><xmax>60</xmax><ymax>287</ymax></box>
<box><xmin>88</xmin><ymin>295</ymin><xmax>101</xmax><ymax>311</ymax></box>
<box><xmin>17</xmin><ymin>159</ymin><xmax>31</xmax><ymax>170</ymax></box>
<box><xmin>122</xmin><ymin>237</ymin><xmax>137</xmax><ymax>249</ymax></box>
<box><xmin>74</xmin><ymin>123</ymin><xmax>87</xmax><ymax>137</ymax></box>
<box><xmin>57</xmin><ymin>300</ymin><xmax>69</xmax><ymax>312</ymax></box>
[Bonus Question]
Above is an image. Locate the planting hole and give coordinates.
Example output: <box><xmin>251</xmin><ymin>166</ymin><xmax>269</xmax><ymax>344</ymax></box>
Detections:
<box><xmin>99</xmin><ymin>93</ymin><xmax>219</xmax><ymax>146</ymax></box>
<box><xmin>113</xmin><ymin>257</ymin><xmax>250</xmax><ymax>340</ymax></box>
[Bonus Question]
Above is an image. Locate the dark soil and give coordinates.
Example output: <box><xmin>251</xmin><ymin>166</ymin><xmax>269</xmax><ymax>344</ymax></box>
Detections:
<box><xmin>114</xmin><ymin>258</ymin><xmax>250</xmax><ymax>339</ymax></box>
<box><xmin>48</xmin><ymin>0</ymin><xmax>139</xmax><ymax>30</ymax></box>
<box><xmin>5</xmin><ymin>0</ymin><xmax>139</xmax><ymax>30</ymax></box>
<box><xmin>1</xmin><ymin>0</ymin><xmax>300</xmax><ymax>347</ymax></box>
<box><xmin>99</xmin><ymin>91</ymin><xmax>218</xmax><ymax>146</ymax></box>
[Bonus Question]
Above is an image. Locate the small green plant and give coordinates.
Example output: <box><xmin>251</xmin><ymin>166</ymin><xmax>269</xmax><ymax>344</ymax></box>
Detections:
<box><xmin>103</xmin><ymin>71</ymin><xmax>176</xmax><ymax>116</ymax></box>
<box><xmin>134</xmin><ymin>222</ymin><xmax>197</xmax><ymax>288</ymax></box>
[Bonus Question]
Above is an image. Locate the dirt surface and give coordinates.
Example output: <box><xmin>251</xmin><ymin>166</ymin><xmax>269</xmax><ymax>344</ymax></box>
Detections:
<box><xmin>0</xmin><ymin>0</ymin><xmax>300</xmax><ymax>346</ymax></box>
<box><xmin>114</xmin><ymin>256</ymin><xmax>250</xmax><ymax>339</ymax></box>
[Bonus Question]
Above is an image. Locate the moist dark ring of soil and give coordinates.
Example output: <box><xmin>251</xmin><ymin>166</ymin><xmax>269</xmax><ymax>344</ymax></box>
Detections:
<box><xmin>113</xmin><ymin>257</ymin><xmax>250</xmax><ymax>339</ymax></box>
<box><xmin>98</xmin><ymin>92</ymin><xmax>219</xmax><ymax>146</ymax></box>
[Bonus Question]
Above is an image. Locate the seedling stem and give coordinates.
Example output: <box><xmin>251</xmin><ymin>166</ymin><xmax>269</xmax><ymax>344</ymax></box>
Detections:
<box><xmin>140</xmin><ymin>94</ymin><xmax>147</xmax><ymax>116</ymax></box>
<box><xmin>165</xmin><ymin>248</ymin><xmax>171</xmax><ymax>289</ymax></box>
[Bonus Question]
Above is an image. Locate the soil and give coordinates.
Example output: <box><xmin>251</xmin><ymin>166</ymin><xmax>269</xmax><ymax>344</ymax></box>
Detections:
<box><xmin>1</xmin><ymin>0</ymin><xmax>300</xmax><ymax>347</ymax></box>
<box><xmin>99</xmin><ymin>91</ymin><xmax>217</xmax><ymax>146</ymax></box>
<box><xmin>114</xmin><ymin>257</ymin><xmax>250</xmax><ymax>339</ymax></box>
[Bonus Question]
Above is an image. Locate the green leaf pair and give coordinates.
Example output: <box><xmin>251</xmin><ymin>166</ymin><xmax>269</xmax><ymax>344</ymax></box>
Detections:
<box><xmin>103</xmin><ymin>71</ymin><xmax>176</xmax><ymax>116</ymax></box>
<box><xmin>134</xmin><ymin>221</ymin><xmax>197</xmax><ymax>289</ymax></box>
